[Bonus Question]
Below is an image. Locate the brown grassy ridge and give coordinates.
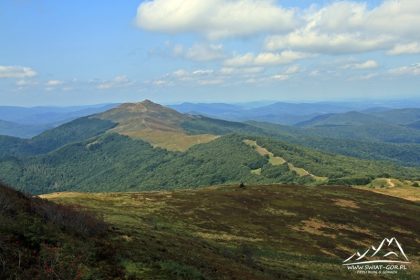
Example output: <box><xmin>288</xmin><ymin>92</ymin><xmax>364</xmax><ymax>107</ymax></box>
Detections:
<box><xmin>42</xmin><ymin>184</ymin><xmax>420</xmax><ymax>280</ymax></box>
<box><xmin>95</xmin><ymin>100</ymin><xmax>218</xmax><ymax>151</ymax></box>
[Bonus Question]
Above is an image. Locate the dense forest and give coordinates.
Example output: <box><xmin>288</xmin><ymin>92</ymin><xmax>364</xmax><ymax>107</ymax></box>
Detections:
<box><xmin>1</xmin><ymin>131</ymin><xmax>419</xmax><ymax>194</ymax></box>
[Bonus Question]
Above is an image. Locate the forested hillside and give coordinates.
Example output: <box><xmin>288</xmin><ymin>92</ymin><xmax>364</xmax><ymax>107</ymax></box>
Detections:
<box><xmin>1</xmin><ymin>100</ymin><xmax>420</xmax><ymax>195</ymax></box>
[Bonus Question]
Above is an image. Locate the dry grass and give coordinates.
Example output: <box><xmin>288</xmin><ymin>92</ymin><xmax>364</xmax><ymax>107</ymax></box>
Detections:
<box><xmin>244</xmin><ymin>139</ymin><xmax>328</xmax><ymax>183</ymax></box>
<box><xmin>357</xmin><ymin>178</ymin><xmax>420</xmax><ymax>202</ymax></box>
<box><xmin>123</xmin><ymin>129</ymin><xmax>218</xmax><ymax>151</ymax></box>
<box><xmin>96</xmin><ymin>100</ymin><xmax>219</xmax><ymax>151</ymax></box>
<box><xmin>42</xmin><ymin>184</ymin><xmax>420</xmax><ymax>279</ymax></box>
<box><xmin>251</xmin><ymin>168</ymin><xmax>262</xmax><ymax>175</ymax></box>
<box><xmin>361</xmin><ymin>186</ymin><xmax>420</xmax><ymax>202</ymax></box>
<box><xmin>243</xmin><ymin>139</ymin><xmax>286</xmax><ymax>166</ymax></box>
<box><xmin>333</xmin><ymin>199</ymin><xmax>360</xmax><ymax>209</ymax></box>
<box><xmin>291</xmin><ymin>218</ymin><xmax>371</xmax><ymax>239</ymax></box>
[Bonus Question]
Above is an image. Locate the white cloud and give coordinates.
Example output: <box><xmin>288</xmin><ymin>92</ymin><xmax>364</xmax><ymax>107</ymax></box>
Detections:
<box><xmin>220</xmin><ymin>67</ymin><xmax>264</xmax><ymax>75</ymax></box>
<box><xmin>270</xmin><ymin>65</ymin><xmax>301</xmax><ymax>81</ymax></box>
<box><xmin>265</xmin><ymin>1</ymin><xmax>420</xmax><ymax>54</ymax></box>
<box><xmin>136</xmin><ymin>0</ymin><xmax>295</xmax><ymax>39</ymax></box>
<box><xmin>343</xmin><ymin>60</ymin><xmax>379</xmax><ymax>70</ymax></box>
<box><xmin>153</xmin><ymin>80</ymin><xmax>171</xmax><ymax>86</ymax></box>
<box><xmin>192</xmin><ymin>69</ymin><xmax>214</xmax><ymax>75</ymax></box>
<box><xmin>46</xmin><ymin>80</ymin><xmax>64</xmax><ymax>86</ymax></box>
<box><xmin>388</xmin><ymin>42</ymin><xmax>420</xmax><ymax>55</ymax></box>
<box><xmin>172</xmin><ymin>69</ymin><xmax>189</xmax><ymax>78</ymax></box>
<box><xmin>97</xmin><ymin>75</ymin><xmax>132</xmax><ymax>89</ymax></box>
<box><xmin>389</xmin><ymin>63</ymin><xmax>420</xmax><ymax>76</ymax></box>
<box><xmin>198</xmin><ymin>79</ymin><xmax>224</xmax><ymax>85</ymax></box>
<box><xmin>135</xmin><ymin>0</ymin><xmax>420</xmax><ymax>62</ymax></box>
<box><xmin>172</xmin><ymin>69</ymin><xmax>214</xmax><ymax>79</ymax></box>
<box><xmin>303</xmin><ymin>1</ymin><xmax>420</xmax><ymax>38</ymax></box>
<box><xmin>173</xmin><ymin>43</ymin><xmax>225</xmax><ymax>61</ymax></box>
<box><xmin>284</xmin><ymin>65</ymin><xmax>300</xmax><ymax>74</ymax></box>
<box><xmin>0</xmin><ymin>66</ymin><xmax>37</xmax><ymax>78</ymax></box>
<box><xmin>265</xmin><ymin>31</ymin><xmax>391</xmax><ymax>54</ymax></box>
<box><xmin>271</xmin><ymin>74</ymin><xmax>289</xmax><ymax>81</ymax></box>
<box><xmin>225</xmin><ymin>51</ymin><xmax>309</xmax><ymax>66</ymax></box>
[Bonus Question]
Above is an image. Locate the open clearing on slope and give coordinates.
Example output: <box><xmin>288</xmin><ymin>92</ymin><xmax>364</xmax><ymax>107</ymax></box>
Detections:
<box><xmin>124</xmin><ymin>129</ymin><xmax>218</xmax><ymax>151</ymax></box>
<box><xmin>357</xmin><ymin>178</ymin><xmax>420</xmax><ymax>202</ymax></box>
<box><xmin>42</xmin><ymin>184</ymin><xmax>420</xmax><ymax>280</ymax></box>
<box><xmin>244</xmin><ymin>139</ymin><xmax>328</xmax><ymax>183</ymax></box>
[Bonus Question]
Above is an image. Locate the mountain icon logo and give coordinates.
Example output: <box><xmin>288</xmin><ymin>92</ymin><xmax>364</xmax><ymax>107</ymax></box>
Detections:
<box><xmin>343</xmin><ymin>237</ymin><xmax>410</xmax><ymax>266</ymax></box>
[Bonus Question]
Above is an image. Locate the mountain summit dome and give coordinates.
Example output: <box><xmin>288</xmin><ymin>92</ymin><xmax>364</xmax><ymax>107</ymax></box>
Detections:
<box><xmin>94</xmin><ymin>100</ymin><xmax>217</xmax><ymax>151</ymax></box>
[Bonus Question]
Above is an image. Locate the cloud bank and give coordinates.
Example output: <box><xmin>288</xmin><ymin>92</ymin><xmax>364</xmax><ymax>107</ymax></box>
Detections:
<box><xmin>0</xmin><ymin>66</ymin><xmax>37</xmax><ymax>78</ymax></box>
<box><xmin>137</xmin><ymin>0</ymin><xmax>420</xmax><ymax>55</ymax></box>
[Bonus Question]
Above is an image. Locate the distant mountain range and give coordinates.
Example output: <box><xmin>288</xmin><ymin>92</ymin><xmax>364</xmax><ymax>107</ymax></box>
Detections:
<box><xmin>169</xmin><ymin>101</ymin><xmax>357</xmax><ymax>125</ymax></box>
<box><xmin>0</xmin><ymin>104</ymin><xmax>117</xmax><ymax>138</ymax></box>
<box><xmin>0</xmin><ymin>100</ymin><xmax>419</xmax><ymax>195</ymax></box>
<box><xmin>2</xmin><ymin>100</ymin><xmax>420</xmax><ymax>139</ymax></box>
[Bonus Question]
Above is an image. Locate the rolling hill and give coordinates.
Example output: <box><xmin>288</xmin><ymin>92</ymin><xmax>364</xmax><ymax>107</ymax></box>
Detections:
<box><xmin>0</xmin><ymin>119</ymin><xmax>51</xmax><ymax>139</ymax></box>
<box><xmin>408</xmin><ymin>120</ymin><xmax>420</xmax><ymax>130</ymax></box>
<box><xmin>368</xmin><ymin>108</ymin><xmax>420</xmax><ymax>125</ymax></box>
<box><xmin>97</xmin><ymin>100</ymin><xmax>218</xmax><ymax>151</ymax></box>
<box><xmin>295</xmin><ymin>111</ymin><xmax>420</xmax><ymax>144</ymax></box>
<box><xmin>0</xmin><ymin>100</ymin><xmax>419</xmax><ymax>195</ymax></box>
<box><xmin>247</xmin><ymin>121</ymin><xmax>420</xmax><ymax>167</ymax></box>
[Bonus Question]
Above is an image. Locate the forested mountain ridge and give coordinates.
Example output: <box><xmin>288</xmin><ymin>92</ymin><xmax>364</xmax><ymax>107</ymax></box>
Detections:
<box><xmin>294</xmin><ymin>111</ymin><xmax>420</xmax><ymax>144</ymax></box>
<box><xmin>0</xmin><ymin>100</ymin><xmax>419</xmax><ymax>195</ymax></box>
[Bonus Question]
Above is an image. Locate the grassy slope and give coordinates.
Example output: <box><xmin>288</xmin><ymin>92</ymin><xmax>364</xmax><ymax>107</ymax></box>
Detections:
<box><xmin>356</xmin><ymin>178</ymin><xmax>420</xmax><ymax>202</ymax></box>
<box><xmin>97</xmin><ymin>101</ymin><xmax>217</xmax><ymax>151</ymax></box>
<box><xmin>43</xmin><ymin>184</ymin><xmax>420</xmax><ymax>280</ymax></box>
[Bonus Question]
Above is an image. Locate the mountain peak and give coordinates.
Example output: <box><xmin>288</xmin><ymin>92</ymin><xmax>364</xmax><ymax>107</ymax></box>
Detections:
<box><xmin>97</xmin><ymin>100</ymin><xmax>186</xmax><ymax>128</ymax></box>
<box><xmin>117</xmin><ymin>99</ymin><xmax>166</xmax><ymax>112</ymax></box>
<box><xmin>94</xmin><ymin>100</ymin><xmax>217</xmax><ymax>151</ymax></box>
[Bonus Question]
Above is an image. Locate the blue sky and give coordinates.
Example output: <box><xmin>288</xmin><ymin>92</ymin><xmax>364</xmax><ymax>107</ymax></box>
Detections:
<box><xmin>1</xmin><ymin>0</ymin><xmax>420</xmax><ymax>106</ymax></box>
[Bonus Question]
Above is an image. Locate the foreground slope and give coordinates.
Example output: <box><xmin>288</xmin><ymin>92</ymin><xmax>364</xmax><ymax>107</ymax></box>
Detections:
<box><xmin>0</xmin><ymin>183</ymin><xmax>122</xmax><ymax>279</ymax></box>
<box><xmin>43</xmin><ymin>184</ymin><xmax>420</xmax><ymax>280</ymax></box>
